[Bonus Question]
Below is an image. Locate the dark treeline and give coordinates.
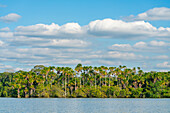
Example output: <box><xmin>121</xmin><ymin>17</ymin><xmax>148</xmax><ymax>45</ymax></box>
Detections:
<box><xmin>0</xmin><ymin>64</ymin><xmax>169</xmax><ymax>98</ymax></box>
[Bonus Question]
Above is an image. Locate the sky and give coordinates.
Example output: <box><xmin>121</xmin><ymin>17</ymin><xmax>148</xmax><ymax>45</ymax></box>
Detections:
<box><xmin>0</xmin><ymin>0</ymin><xmax>170</xmax><ymax>72</ymax></box>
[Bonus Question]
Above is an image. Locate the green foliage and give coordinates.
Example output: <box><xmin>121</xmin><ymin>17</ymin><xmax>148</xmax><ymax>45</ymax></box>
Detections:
<box><xmin>0</xmin><ymin>65</ymin><xmax>169</xmax><ymax>98</ymax></box>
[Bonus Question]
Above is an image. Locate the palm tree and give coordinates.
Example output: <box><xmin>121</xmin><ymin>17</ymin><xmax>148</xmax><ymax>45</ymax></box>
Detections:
<box><xmin>75</xmin><ymin>64</ymin><xmax>81</xmax><ymax>87</ymax></box>
<box><xmin>104</xmin><ymin>67</ymin><xmax>108</xmax><ymax>86</ymax></box>
<box><xmin>28</xmin><ymin>72</ymin><xmax>36</xmax><ymax>97</ymax></box>
<box><xmin>94</xmin><ymin>67</ymin><xmax>99</xmax><ymax>89</ymax></box>
<box><xmin>13</xmin><ymin>73</ymin><xmax>23</xmax><ymax>98</ymax></box>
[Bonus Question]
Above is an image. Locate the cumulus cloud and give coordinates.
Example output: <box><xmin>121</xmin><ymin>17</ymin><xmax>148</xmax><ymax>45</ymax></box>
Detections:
<box><xmin>0</xmin><ymin>63</ymin><xmax>13</xmax><ymax>72</ymax></box>
<box><xmin>0</xmin><ymin>18</ymin><xmax>170</xmax><ymax>72</ymax></box>
<box><xmin>0</xmin><ymin>40</ymin><xmax>4</xmax><ymax>46</ymax></box>
<box><xmin>38</xmin><ymin>39</ymin><xmax>89</xmax><ymax>47</ymax></box>
<box><xmin>0</xmin><ymin>45</ymin><xmax>93</xmax><ymax>67</ymax></box>
<box><xmin>87</xmin><ymin>19</ymin><xmax>159</xmax><ymax>39</ymax></box>
<box><xmin>15</xmin><ymin>23</ymin><xmax>85</xmax><ymax>38</ymax></box>
<box><xmin>9</xmin><ymin>36</ymin><xmax>90</xmax><ymax>48</ymax></box>
<box><xmin>109</xmin><ymin>44</ymin><xmax>133</xmax><ymax>51</ymax></box>
<box><xmin>0</xmin><ymin>13</ymin><xmax>21</xmax><ymax>23</ymax></box>
<box><xmin>156</xmin><ymin>62</ymin><xmax>170</xmax><ymax>69</ymax></box>
<box><xmin>125</xmin><ymin>7</ymin><xmax>170</xmax><ymax>21</ymax></box>
<box><xmin>134</xmin><ymin>41</ymin><xmax>147</xmax><ymax>48</ymax></box>
<box><xmin>13</xmin><ymin>19</ymin><xmax>170</xmax><ymax>39</ymax></box>
<box><xmin>159</xmin><ymin>70</ymin><xmax>169</xmax><ymax>72</ymax></box>
<box><xmin>15</xmin><ymin>67</ymin><xmax>31</xmax><ymax>72</ymax></box>
<box><xmin>0</xmin><ymin>27</ymin><xmax>10</xmax><ymax>32</ymax></box>
<box><xmin>109</xmin><ymin>40</ymin><xmax>169</xmax><ymax>53</ymax></box>
<box><xmin>103</xmin><ymin>51</ymin><xmax>145</xmax><ymax>60</ymax></box>
<box><xmin>0</xmin><ymin>63</ymin><xmax>29</xmax><ymax>72</ymax></box>
<box><xmin>152</xmin><ymin>55</ymin><xmax>169</xmax><ymax>60</ymax></box>
<box><xmin>0</xmin><ymin>32</ymin><xmax>13</xmax><ymax>38</ymax></box>
<box><xmin>98</xmin><ymin>60</ymin><xmax>121</xmax><ymax>66</ymax></box>
<box><xmin>150</xmin><ymin>40</ymin><xmax>170</xmax><ymax>46</ymax></box>
<box><xmin>54</xmin><ymin>59</ymin><xmax>91</xmax><ymax>65</ymax></box>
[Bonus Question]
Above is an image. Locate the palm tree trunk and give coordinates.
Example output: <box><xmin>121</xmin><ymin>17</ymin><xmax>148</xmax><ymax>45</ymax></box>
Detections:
<box><xmin>105</xmin><ymin>75</ymin><xmax>106</xmax><ymax>86</ymax></box>
<box><xmin>109</xmin><ymin>76</ymin><xmax>110</xmax><ymax>88</ymax></box>
<box><xmin>62</xmin><ymin>79</ymin><xmax>64</xmax><ymax>88</ymax></box>
<box><xmin>80</xmin><ymin>77</ymin><xmax>81</xmax><ymax>88</ymax></box>
<box><xmin>71</xmin><ymin>87</ymin><xmax>73</xmax><ymax>95</ymax></box>
<box><xmin>100</xmin><ymin>77</ymin><xmax>101</xmax><ymax>88</ymax></box>
<box><xmin>17</xmin><ymin>88</ymin><xmax>20</xmax><ymax>98</ymax></box>
<box><xmin>75</xmin><ymin>75</ymin><xmax>76</xmax><ymax>91</ymax></box>
<box><xmin>95</xmin><ymin>75</ymin><xmax>96</xmax><ymax>89</ymax></box>
<box><xmin>30</xmin><ymin>89</ymin><xmax>33</xmax><ymax>97</ymax></box>
<box><xmin>83</xmin><ymin>77</ymin><xmax>84</xmax><ymax>87</ymax></box>
<box><xmin>65</xmin><ymin>74</ymin><xmax>66</xmax><ymax>98</ymax></box>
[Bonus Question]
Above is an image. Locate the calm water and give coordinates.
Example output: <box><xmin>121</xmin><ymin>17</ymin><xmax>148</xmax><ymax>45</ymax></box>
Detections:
<box><xmin>0</xmin><ymin>98</ymin><xmax>169</xmax><ymax>113</ymax></box>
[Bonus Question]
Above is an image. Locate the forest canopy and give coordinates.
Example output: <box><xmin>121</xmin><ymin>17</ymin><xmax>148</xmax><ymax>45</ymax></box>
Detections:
<box><xmin>0</xmin><ymin>64</ymin><xmax>169</xmax><ymax>98</ymax></box>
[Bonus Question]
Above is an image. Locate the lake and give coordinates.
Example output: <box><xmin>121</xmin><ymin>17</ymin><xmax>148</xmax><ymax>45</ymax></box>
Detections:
<box><xmin>0</xmin><ymin>98</ymin><xmax>169</xmax><ymax>113</ymax></box>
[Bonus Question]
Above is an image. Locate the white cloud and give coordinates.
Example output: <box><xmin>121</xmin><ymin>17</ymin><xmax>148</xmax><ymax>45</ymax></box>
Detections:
<box><xmin>0</xmin><ymin>18</ymin><xmax>170</xmax><ymax>72</ymax></box>
<box><xmin>0</xmin><ymin>63</ymin><xmax>13</xmax><ymax>72</ymax></box>
<box><xmin>0</xmin><ymin>27</ymin><xmax>10</xmax><ymax>32</ymax></box>
<box><xmin>109</xmin><ymin>44</ymin><xmax>133</xmax><ymax>51</ymax></box>
<box><xmin>125</xmin><ymin>7</ymin><xmax>170</xmax><ymax>21</ymax></box>
<box><xmin>134</xmin><ymin>41</ymin><xmax>147</xmax><ymax>48</ymax></box>
<box><xmin>0</xmin><ymin>40</ymin><xmax>4</xmax><ymax>46</ymax></box>
<box><xmin>103</xmin><ymin>51</ymin><xmax>144</xmax><ymax>60</ymax></box>
<box><xmin>0</xmin><ymin>13</ymin><xmax>21</xmax><ymax>23</ymax></box>
<box><xmin>87</xmin><ymin>19</ymin><xmax>157</xmax><ymax>38</ymax></box>
<box><xmin>13</xmin><ymin>19</ymin><xmax>170</xmax><ymax>39</ymax></box>
<box><xmin>98</xmin><ymin>60</ymin><xmax>121</xmax><ymax>66</ymax></box>
<box><xmin>54</xmin><ymin>59</ymin><xmax>91</xmax><ymax>65</ymax></box>
<box><xmin>159</xmin><ymin>70</ymin><xmax>169</xmax><ymax>72</ymax></box>
<box><xmin>0</xmin><ymin>45</ymin><xmax>93</xmax><ymax>67</ymax></box>
<box><xmin>153</xmin><ymin>55</ymin><xmax>169</xmax><ymax>60</ymax></box>
<box><xmin>109</xmin><ymin>40</ymin><xmax>170</xmax><ymax>53</ymax></box>
<box><xmin>0</xmin><ymin>63</ymin><xmax>30</xmax><ymax>72</ymax></box>
<box><xmin>9</xmin><ymin>36</ymin><xmax>90</xmax><ymax>48</ymax></box>
<box><xmin>156</xmin><ymin>62</ymin><xmax>170</xmax><ymax>68</ymax></box>
<box><xmin>15</xmin><ymin>67</ymin><xmax>31</xmax><ymax>72</ymax></box>
<box><xmin>39</xmin><ymin>39</ymin><xmax>89</xmax><ymax>47</ymax></box>
<box><xmin>15</xmin><ymin>23</ymin><xmax>85</xmax><ymax>38</ymax></box>
<box><xmin>0</xmin><ymin>32</ymin><xmax>13</xmax><ymax>38</ymax></box>
<box><xmin>150</xmin><ymin>40</ymin><xmax>169</xmax><ymax>46</ymax></box>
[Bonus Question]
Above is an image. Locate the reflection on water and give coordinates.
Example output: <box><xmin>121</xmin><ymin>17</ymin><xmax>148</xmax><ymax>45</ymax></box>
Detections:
<box><xmin>0</xmin><ymin>98</ymin><xmax>169</xmax><ymax>113</ymax></box>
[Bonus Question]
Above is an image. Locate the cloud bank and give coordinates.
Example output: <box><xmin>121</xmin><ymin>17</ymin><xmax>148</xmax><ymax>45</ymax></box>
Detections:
<box><xmin>14</xmin><ymin>19</ymin><xmax>170</xmax><ymax>39</ymax></box>
<box><xmin>0</xmin><ymin>18</ymin><xmax>169</xmax><ymax>72</ymax></box>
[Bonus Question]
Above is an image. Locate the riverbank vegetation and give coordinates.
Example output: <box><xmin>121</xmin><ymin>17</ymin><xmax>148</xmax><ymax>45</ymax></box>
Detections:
<box><xmin>0</xmin><ymin>64</ymin><xmax>169</xmax><ymax>98</ymax></box>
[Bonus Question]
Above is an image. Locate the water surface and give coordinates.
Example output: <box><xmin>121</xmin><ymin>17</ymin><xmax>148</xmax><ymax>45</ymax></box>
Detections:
<box><xmin>0</xmin><ymin>98</ymin><xmax>169</xmax><ymax>113</ymax></box>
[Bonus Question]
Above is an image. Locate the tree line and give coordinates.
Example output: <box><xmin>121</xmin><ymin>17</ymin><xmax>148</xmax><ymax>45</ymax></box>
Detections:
<box><xmin>0</xmin><ymin>64</ymin><xmax>169</xmax><ymax>98</ymax></box>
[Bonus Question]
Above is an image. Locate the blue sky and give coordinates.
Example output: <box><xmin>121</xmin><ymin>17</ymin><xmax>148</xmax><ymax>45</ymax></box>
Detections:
<box><xmin>0</xmin><ymin>0</ymin><xmax>170</xmax><ymax>72</ymax></box>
